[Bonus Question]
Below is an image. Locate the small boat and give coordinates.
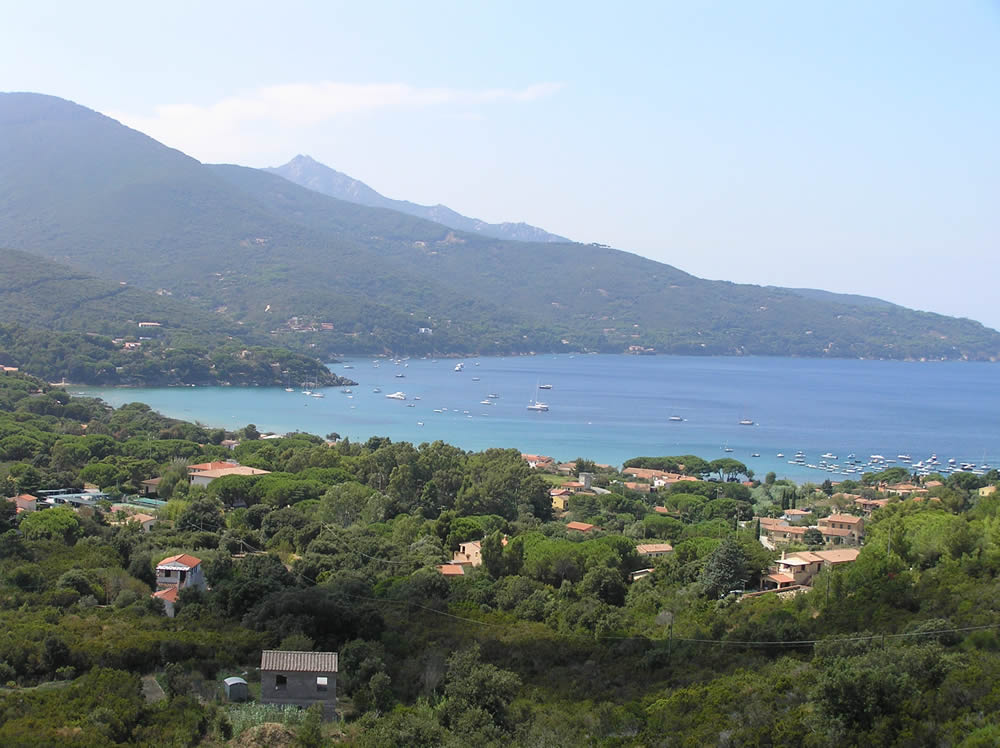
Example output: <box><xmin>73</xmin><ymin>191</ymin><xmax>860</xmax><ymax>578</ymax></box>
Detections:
<box><xmin>454</xmin><ymin>363</ymin><xmax>464</xmax><ymax>372</ymax></box>
<box><xmin>413</xmin><ymin>396</ymin><xmax>421</xmax><ymax>400</ymax></box>
<box><xmin>407</xmin><ymin>403</ymin><xmax>415</xmax><ymax>408</ymax></box>
<box><xmin>417</xmin><ymin>421</ymin><xmax>424</xmax><ymax>426</ymax></box>
<box><xmin>668</xmin><ymin>415</ymin><xmax>684</xmax><ymax>422</ymax></box>
<box><xmin>776</xmin><ymin>453</ymin><xmax>784</xmax><ymax>458</ymax></box>
<box><xmin>385</xmin><ymin>392</ymin><xmax>406</xmax><ymax>400</ymax></box>
<box><xmin>303</xmin><ymin>390</ymin><xmax>312</xmax><ymax>396</ymax></box>
<box><xmin>739</xmin><ymin>418</ymin><xmax>754</xmax><ymax>426</ymax></box>
<box><xmin>341</xmin><ymin>389</ymin><xmax>352</xmax><ymax>394</ymax></box>
<box><xmin>538</xmin><ymin>384</ymin><xmax>553</xmax><ymax>389</ymax></box>
<box><xmin>822</xmin><ymin>453</ymin><xmax>837</xmax><ymax>459</ymax></box>
<box><xmin>284</xmin><ymin>387</ymin><xmax>295</xmax><ymax>392</ymax></box>
<box><xmin>724</xmin><ymin>446</ymin><xmax>734</xmax><ymax>453</ymax></box>
<box><xmin>480</xmin><ymin>399</ymin><xmax>492</xmax><ymax>405</ymax></box>
<box><xmin>373</xmin><ymin>388</ymin><xmax>381</xmax><ymax>393</ymax></box>
<box><xmin>311</xmin><ymin>392</ymin><xmax>325</xmax><ymax>398</ymax></box>
<box><xmin>751</xmin><ymin>453</ymin><xmax>760</xmax><ymax>458</ymax></box>
<box><xmin>487</xmin><ymin>393</ymin><xmax>500</xmax><ymax>399</ymax></box>
<box><xmin>342</xmin><ymin>364</ymin><xmax>353</xmax><ymax>369</ymax></box>
<box><xmin>472</xmin><ymin>376</ymin><xmax>481</xmax><ymax>381</ymax></box>
<box><xmin>395</xmin><ymin>373</ymin><xmax>406</xmax><ymax>378</ymax></box>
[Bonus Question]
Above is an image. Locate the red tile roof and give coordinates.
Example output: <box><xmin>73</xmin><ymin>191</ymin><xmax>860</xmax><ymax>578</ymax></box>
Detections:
<box><xmin>824</xmin><ymin>513</ymin><xmax>863</xmax><ymax>525</ymax></box>
<box><xmin>566</xmin><ymin>521</ymin><xmax>596</xmax><ymax>532</ymax></box>
<box><xmin>437</xmin><ymin>563</ymin><xmax>466</xmax><ymax>576</ymax></box>
<box><xmin>636</xmin><ymin>543</ymin><xmax>673</xmax><ymax>555</ymax></box>
<box><xmin>157</xmin><ymin>553</ymin><xmax>201</xmax><ymax>569</ymax></box>
<box><xmin>153</xmin><ymin>587</ymin><xmax>179</xmax><ymax>602</ymax></box>
<box><xmin>814</xmin><ymin>548</ymin><xmax>860</xmax><ymax>564</ymax></box>
<box><xmin>187</xmin><ymin>461</ymin><xmax>240</xmax><ymax>473</ymax></box>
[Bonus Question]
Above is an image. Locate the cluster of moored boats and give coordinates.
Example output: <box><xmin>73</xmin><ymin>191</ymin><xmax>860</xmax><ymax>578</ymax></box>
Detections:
<box><xmin>784</xmin><ymin>451</ymin><xmax>992</xmax><ymax>477</ymax></box>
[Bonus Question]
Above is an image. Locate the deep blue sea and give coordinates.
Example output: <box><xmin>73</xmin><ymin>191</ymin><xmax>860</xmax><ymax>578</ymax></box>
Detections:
<box><xmin>76</xmin><ymin>355</ymin><xmax>1000</xmax><ymax>482</ymax></box>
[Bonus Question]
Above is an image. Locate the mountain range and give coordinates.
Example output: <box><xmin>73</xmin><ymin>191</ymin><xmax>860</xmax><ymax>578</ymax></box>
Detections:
<box><xmin>265</xmin><ymin>155</ymin><xmax>569</xmax><ymax>243</ymax></box>
<box><xmin>1</xmin><ymin>91</ymin><xmax>999</xmax><ymax>362</ymax></box>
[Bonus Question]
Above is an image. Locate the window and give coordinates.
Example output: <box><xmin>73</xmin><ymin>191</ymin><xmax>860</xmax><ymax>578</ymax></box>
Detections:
<box><xmin>162</xmin><ymin>570</ymin><xmax>172</xmax><ymax>578</ymax></box>
<box><xmin>316</xmin><ymin>676</ymin><xmax>328</xmax><ymax>692</ymax></box>
<box><xmin>275</xmin><ymin>674</ymin><xmax>287</xmax><ymax>690</ymax></box>
<box><xmin>179</xmin><ymin>570</ymin><xmax>187</xmax><ymax>583</ymax></box>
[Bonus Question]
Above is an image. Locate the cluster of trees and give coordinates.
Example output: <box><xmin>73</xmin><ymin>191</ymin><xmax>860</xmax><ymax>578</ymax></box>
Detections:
<box><xmin>1</xmin><ymin>371</ymin><xmax>1000</xmax><ymax>744</ymax></box>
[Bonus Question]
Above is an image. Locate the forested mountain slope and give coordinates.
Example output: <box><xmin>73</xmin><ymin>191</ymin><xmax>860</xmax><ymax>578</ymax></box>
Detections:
<box><xmin>0</xmin><ymin>249</ymin><xmax>349</xmax><ymax>386</ymax></box>
<box><xmin>2</xmin><ymin>92</ymin><xmax>998</xmax><ymax>360</ymax></box>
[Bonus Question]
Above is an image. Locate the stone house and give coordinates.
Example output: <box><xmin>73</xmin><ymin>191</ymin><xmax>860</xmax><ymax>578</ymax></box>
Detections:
<box><xmin>260</xmin><ymin>650</ymin><xmax>338</xmax><ymax>719</ymax></box>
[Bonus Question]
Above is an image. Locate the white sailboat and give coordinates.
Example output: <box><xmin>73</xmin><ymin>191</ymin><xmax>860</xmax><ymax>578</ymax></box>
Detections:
<box><xmin>527</xmin><ymin>381</ymin><xmax>549</xmax><ymax>412</ymax></box>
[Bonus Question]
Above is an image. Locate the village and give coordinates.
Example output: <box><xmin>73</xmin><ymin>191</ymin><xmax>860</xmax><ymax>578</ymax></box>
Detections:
<box><xmin>5</xmin><ymin>421</ymin><xmax>998</xmax><ymax>735</ymax></box>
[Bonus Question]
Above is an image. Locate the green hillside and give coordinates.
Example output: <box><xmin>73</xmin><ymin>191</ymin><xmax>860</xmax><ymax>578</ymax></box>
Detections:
<box><xmin>0</xmin><ymin>249</ymin><xmax>350</xmax><ymax>387</ymax></box>
<box><xmin>2</xmin><ymin>92</ymin><xmax>999</xmax><ymax>360</ymax></box>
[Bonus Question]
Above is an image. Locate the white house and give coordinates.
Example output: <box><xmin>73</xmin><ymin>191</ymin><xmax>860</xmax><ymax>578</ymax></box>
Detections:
<box><xmin>153</xmin><ymin>553</ymin><xmax>206</xmax><ymax>616</ymax></box>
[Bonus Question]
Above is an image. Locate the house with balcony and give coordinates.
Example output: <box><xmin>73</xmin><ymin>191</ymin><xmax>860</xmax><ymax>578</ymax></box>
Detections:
<box><xmin>152</xmin><ymin>553</ymin><xmax>206</xmax><ymax>616</ymax></box>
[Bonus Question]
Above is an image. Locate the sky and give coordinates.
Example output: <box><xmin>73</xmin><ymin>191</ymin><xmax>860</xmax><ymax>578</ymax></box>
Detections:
<box><xmin>4</xmin><ymin>1</ymin><xmax>1000</xmax><ymax>328</ymax></box>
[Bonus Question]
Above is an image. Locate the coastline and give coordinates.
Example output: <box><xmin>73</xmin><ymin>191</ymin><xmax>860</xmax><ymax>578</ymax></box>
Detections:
<box><xmin>74</xmin><ymin>354</ymin><xmax>1000</xmax><ymax>484</ymax></box>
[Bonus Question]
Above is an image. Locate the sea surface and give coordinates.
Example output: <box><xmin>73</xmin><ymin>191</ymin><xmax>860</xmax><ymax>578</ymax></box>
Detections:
<box><xmin>75</xmin><ymin>355</ymin><xmax>1000</xmax><ymax>482</ymax></box>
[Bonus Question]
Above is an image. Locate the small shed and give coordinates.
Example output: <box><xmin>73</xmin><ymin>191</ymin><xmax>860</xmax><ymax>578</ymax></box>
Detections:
<box><xmin>223</xmin><ymin>676</ymin><xmax>249</xmax><ymax>702</ymax></box>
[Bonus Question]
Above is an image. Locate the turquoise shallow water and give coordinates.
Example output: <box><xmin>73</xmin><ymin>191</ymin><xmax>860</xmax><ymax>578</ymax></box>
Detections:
<box><xmin>76</xmin><ymin>355</ymin><xmax>1000</xmax><ymax>481</ymax></box>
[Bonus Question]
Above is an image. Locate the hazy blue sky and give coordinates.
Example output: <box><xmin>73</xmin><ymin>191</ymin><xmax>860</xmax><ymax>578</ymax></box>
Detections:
<box><xmin>4</xmin><ymin>1</ymin><xmax>999</xmax><ymax>328</ymax></box>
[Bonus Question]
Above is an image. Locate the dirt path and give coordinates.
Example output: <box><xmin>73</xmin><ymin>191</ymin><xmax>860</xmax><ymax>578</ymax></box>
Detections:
<box><xmin>141</xmin><ymin>674</ymin><xmax>166</xmax><ymax>703</ymax></box>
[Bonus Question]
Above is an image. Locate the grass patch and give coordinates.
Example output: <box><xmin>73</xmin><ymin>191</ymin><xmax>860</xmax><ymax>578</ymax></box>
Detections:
<box><xmin>226</xmin><ymin>703</ymin><xmax>307</xmax><ymax>737</ymax></box>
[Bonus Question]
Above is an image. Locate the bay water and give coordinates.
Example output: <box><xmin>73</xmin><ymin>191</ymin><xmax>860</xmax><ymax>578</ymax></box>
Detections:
<box><xmin>76</xmin><ymin>355</ymin><xmax>1000</xmax><ymax>482</ymax></box>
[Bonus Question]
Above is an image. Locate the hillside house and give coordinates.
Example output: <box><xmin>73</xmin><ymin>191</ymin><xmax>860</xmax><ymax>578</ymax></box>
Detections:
<box><xmin>763</xmin><ymin>548</ymin><xmax>860</xmax><ymax>590</ymax></box>
<box><xmin>156</xmin><ymin>553</ymin><xmax>205</xmax><ymax>590</ymax></box>
<box><xmin>7</xmin><ymin>493</ymin><xmax>36</xmax><ymax>513</ymax></box>
<box><xmin>188</xmin><ymin>465</ymin><xmax>271</xmax><ymax>488</ymax></box>
<box><xmin>818</xmin><ymin>526</ymin><xmax>852</xmax><ymax>545</ymax></box>
<box><xmin>153</xmin><ymin>553</ymin><xmax>206</xmax><ymax>617</ymax></box>
<box><xmin>781</xmin><ymin>508</ymin><xmax>811</xmax><ymax>521</ymax></box>
<box><xmin>452</xmin><ymin>540</ymin><xmax>482</xmax><ymax>567</ymax></box>
<box><xmin>854</xmin><ymin>497</ymin><xmax>890</xmax><ymax>515</ymax></box>
<box><xmin>979</xmin><ymin>485</ymin><xmax>997</xmax><ymax>498</ymax></box>
<box><xmin>882</xmin><ymin>482</ymin><xmax>928</xmax><ymax>498</ymax></box>
<box><xmin>550</xmin><ymin>488</ymin><xmax>571</xmax><ymax>511</ymax></box>
<box><xmin>140</xmin><ymin>477</ymin><xmax>161</xmax><ymax>497</ymax></box>
<box><xmin>436</xmin><ymin>563</ymin><xmax>466</xmax><ymax>576</ymax></box>
<box><xmin>521</xmin><ymin>454</ymin><xmax>555</xmax><ymax>470</ymax></box>
<box><xmin>260</xmin><ymin>650</ymin><xmax>338</xmax><ymax>719</ymax></box>
<box><xmin>817</xmin><ymin>514</ymin><xmax>864</xmax><ymax>544</ymax></box>
<box><xmin>566</xmin><ymin>521</ymin><xmax>597</xmax><ymax>533</ymax></box>
<box><xmin>112</xmin><ymin>511</ymin><xmax>157</xmax><ymax>532</ymax></box>
<box><xmin>762</xmin><ymin>523</ymin><xmax>809</xmax><ymax>546</ymax></box>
